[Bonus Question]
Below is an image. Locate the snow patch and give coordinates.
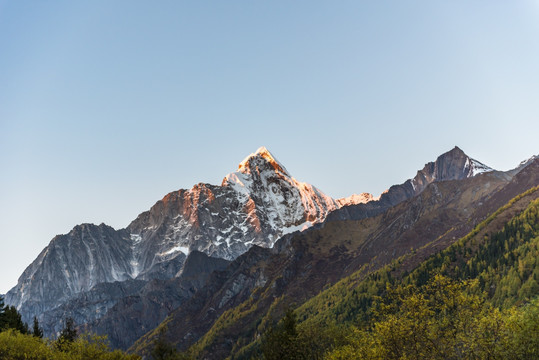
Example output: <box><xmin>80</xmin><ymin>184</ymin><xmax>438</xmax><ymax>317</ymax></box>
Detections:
<box><xmin>222</xmin><ymin>172</ymin><xmax>252</xmax><ymax>197</ymax></box>
<box><xmin>337</xmin><ymin>193</ymin><xmax>375</xmax><ymax>207</ymax></box>
<box><xmin>163</xmin><ymin>245</ymin><xmax>190</xmax><ymax>256</ymax></box>
<box><xmin>470</xmin><ymin>158</ymin><xmax>493</xmax><ymax>176</ymax></box>
<box><xmin>237</xmin><ymin>146</ymin><xmax>290</xmax><ymax>176</ymax></box>
<box><xmin>282</xmin><ymin>221</ymin><xmax>313</xmax><ymax>235</ymax></box>
<box><xmin>515</xmin><ymin>155</ymin><xmax>538</xmax><ymax>171</ymax></box>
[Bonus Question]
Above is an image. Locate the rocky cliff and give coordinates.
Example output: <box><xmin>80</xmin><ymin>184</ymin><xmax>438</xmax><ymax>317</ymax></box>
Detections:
<box><xmin>5</xmin><ymin>147</ymin><xmax>339</xmax><ymax>331</ymax></box>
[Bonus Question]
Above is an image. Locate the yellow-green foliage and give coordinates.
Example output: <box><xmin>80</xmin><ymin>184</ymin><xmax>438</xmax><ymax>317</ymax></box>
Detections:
<box><xmin>189</xmin><ymin>186</ymin><xmax>539</xmax><ymax>359</ymax></box>
<box><xmin>296</xmin><ymin>187</ymin><xmax>539</xmax><ymax>331</ymax></box>
<box><xmin>268</xmin><ymin>188</ymin><xmax>539</xmax><ymax>359</ymax></box>
<box><xmin>408</xmin><ymin>196</ymin><xmax>539</xmax><ymax>308</ymax></box>
<box><xmin>0</xmin><ymin>330</ymin><xmax>140</xmax><ymax>360</ymax></box>
<box><xmin>326</xmin><ymin>276</ymin><xmax>539</xmax><ymax>360</ymax></box>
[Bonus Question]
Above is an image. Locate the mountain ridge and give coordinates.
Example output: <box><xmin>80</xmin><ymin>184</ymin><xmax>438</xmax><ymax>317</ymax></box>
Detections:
<box><xmin>5</xmin><ymin>146</ymin><xmax>536</xmax><ymax>351</ymax></box>
<box><xmin>5</xmin><ymin>147</ymin><xmax>342</xmax><ymax>331</ymax></box>
<box><xmin>132</xmin><ymin>157</ymin><xmax>538</xmax><ymax>358</ymax></box>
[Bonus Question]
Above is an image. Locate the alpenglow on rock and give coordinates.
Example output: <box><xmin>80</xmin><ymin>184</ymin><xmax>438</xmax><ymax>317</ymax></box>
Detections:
<box><xmin>128</xmin><ymin>146</ymin><xmax>339</xmax><ymax>265</ymax></box>
<box><xmin>6</xmin><ymin>147</ymin><xmax>339</xmax><ymax>321</ymax></box>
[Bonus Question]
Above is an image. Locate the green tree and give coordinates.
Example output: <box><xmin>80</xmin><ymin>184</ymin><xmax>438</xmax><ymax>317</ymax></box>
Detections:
<box><xmin>0</xmin><ymin>329</ymin><xmax>142</xmax><ymax>359</ymax></box>
<box><xmin>56</xmin><ymin>317</ymin><xmax>77</xmax><ymax>351</ymax></box>
<box><xmin>0</xmin><ymin>295</ymin><xmax>5</xmax><ymax>330</ymax></box>
<box><xmin>150</xmin><ymin>327</ymin><xmax>190</xmax><ymax>360</ymax></box>
<box><xmin>32</xmin><ymin>316</ymin><xmax>43</xmax><ymax>338</ymax></box>
<box><xmin>261</xmin><ymin>309</ymin><xmax>304</xmax><ymax>360</ymax></box>
<box><xmin>1</xmin><ymin>306</ymin><xmax>28</xmax><ymax>334</ymax></box>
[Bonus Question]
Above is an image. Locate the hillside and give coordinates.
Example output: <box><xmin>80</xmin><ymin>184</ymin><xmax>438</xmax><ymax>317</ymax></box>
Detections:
<box><xmin>130</xmin><ymin>158</ymin><xmax>538</xmax><ymax>358</ymax></box>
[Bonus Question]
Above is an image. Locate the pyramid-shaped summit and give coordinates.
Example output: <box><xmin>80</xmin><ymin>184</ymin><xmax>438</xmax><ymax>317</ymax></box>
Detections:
<box><xmin>6</xmin><ymin>147</ymin><xmax>340</xmax><ymax>324</ymax></box>
<box><xmin>236</xmin><ymin>146</ymin><xmax>290</xmax><ymax>176</ymax></box>
<box><xmin>408</xmin><ymin>146</ymin><xmax>493</xmax><ymax>193</ymax></box>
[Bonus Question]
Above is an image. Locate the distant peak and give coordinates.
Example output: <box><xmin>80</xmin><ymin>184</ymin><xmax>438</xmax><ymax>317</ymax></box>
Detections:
<box><xmin>336</xmin><ymin>193</ymin><xmax>375</xmax><ymax>207</ymax></box>
<box><xmin>255</xmin><ymin>146</ymin><xmax>270</xmax><ymax>155</ymax></box>
<box><xmin>449</xmin><ymin>145</ymin><xmax>465</xmax><ymax>155</ymax></box>
<box><xmin>237</xmin><ymin>147</ymin><xmax>290</xmax><ymax>176</ymax></box>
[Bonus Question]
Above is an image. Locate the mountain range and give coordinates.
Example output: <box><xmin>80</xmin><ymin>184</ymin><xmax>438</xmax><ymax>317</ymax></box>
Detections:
<box><xmin>4</xmin><ymin>146</ymin><xmax>538</xmax><ymax>358</ymax></box>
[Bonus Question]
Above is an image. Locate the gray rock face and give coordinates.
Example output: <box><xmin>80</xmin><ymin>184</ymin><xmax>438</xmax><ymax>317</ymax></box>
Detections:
<box><xmin>137</xmin><ymin>158</ymin><xmax>539</xmax><ymax>359</ymax></box>
<box><xmin>5</xmin><ymin>147</ymin><xmax>338</xmax><ymax>331</ymax></box>
<box><xmin>82</xmin><ymin>251</ymin><xmax>230</xmax><ymax>350</ymax></box>
<box><xmin>330</xmin><ymin>146</ymin><xmax>494</xmax><ymax>221</ymax></box>
<box><xmin>5</xmin><ymin>224</ymin><xmax>134</xmax><ymax>316</ymax></box>
<box><xmin>127</xmin><ymin>146</ymin><xmax>339</xmax><ymax>269</ymax></box>
<box><xmin>39</xmin><ymin>280</ymin><xmax>147</xmax><ymax>337</ymax></box>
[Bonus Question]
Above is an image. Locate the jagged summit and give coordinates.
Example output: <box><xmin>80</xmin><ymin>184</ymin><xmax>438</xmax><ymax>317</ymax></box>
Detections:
<box><xmin>410</xmin><ymin>146</ymin><xmax>493</xmax><ymax>190</ymax></box>
<box><xmin>236</xmin><ymin>146</ymin><xmax>290</xmax><ymax>177</ymax></box>
<box><xmin>221</xmin><ymin>146</ymin><xmax>338</xmax><ymax>234</ymax></box>
<box><xmin>509</xmin><ymin>154</ymin><xmax>539</xmax><ymax>176</ymax></box>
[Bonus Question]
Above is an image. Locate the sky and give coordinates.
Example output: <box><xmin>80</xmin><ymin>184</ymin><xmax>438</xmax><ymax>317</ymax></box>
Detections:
<box><xmin>1</xmin><ymin>1</ymin><xmax>539</xmax><ymax>294</ymax></box>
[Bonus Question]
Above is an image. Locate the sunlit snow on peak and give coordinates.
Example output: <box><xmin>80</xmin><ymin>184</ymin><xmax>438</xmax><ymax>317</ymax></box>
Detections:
<box><xmin>237</xmin><ymin>146</ymin><xmax>290</xmax><ymax>176</ymax></box>
<box><xmin>337</xmin><ymin>193</ymin><xmax>375</xmax><ymax>206</ymax></box>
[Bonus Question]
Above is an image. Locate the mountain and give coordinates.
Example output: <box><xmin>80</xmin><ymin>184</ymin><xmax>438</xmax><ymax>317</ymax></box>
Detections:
<box><xmin>5</xmin><ymin>224</ymin><xmax>136</xmax><ymax>317</ymax></box>
<box><xmin>336</xmin><ymin>193</ymin><xmax>376</xmax><ymax>206</ymax></box>
<box><xmin>127</xmin><ymin>146</ymin><xmax>339</xmax><ymax>268</ymax></box>
<box><xmin>81</xmin><ymin>251</ymin><xmax>230</xmax><ymax>350</ymax></box>
<box><xmin>329</xmin><ymin>146</ymin><xmax>495</xmax><ymax>222</ymax></box>
<box><xmin>5</xmin><ymin>147</ymin><xmax>339</xmax><ymax>331</ymax></box>
<box><xmin>131</xmin><ymin>150</ymin><xmax>537</xmax><ymax>358</ymax></box>
<box><xmin>291</xmin><ymin>166</ymin><xmax>539</xmax><ymax>359</ymax></box>
<box><xmin>6</xmin><ymin>145</ymin><xmax>536</xmax><ymax>357</ymax></box>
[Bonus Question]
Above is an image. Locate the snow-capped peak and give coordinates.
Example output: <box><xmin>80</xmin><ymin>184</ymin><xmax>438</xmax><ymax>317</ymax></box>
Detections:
<box><xmin>237</xmin><ymin>146</ymin><xmax>290</xmax><ymax>177</ymax></box>
<box><xmin>221</xmin><ymin>147</ymin><xmax>339</xmax><ymax>245</ymax></box>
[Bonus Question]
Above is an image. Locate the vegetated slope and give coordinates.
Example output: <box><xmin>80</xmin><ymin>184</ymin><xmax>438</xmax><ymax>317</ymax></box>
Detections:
<box><xmin>132</xmin><ymin>158</ymin><xmax>537</xmax><ymax>359</ymax></box>
<box><xmin>289</xmin><ymin>185</ymin><xmax>539</xmax><ymax>359</ymax></box>
<box><xmin>297</xmin><ymin>181</ymin><xmax>539</xmax><ymax>330</ymax></box>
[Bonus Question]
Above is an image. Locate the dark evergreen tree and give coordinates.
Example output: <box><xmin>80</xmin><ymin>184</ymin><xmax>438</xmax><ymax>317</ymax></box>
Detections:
<box><xmin>150</xmin><ymin>327</ymin><xmax>190</xmax><ymax>360</ymax></box>
<box><xmin>261</xmin><ymin>309</ymin><xmax>305</xmax><ymax>360</ymax></box>
<box><xmin>32</xmin><ymin>316</ymin><xmax>43</xmax><ymax>338</ymax></box>
<box><xmin>0</xmin><ymin>295</ymin><xmax>5</xmax><ymax>330</ymax></box>
<box><xmin>1</xmin><ymin>306</ymin><xmax>28</xmax><ymax>334</ymax></box>
<box><xmin>55</xmin><ymin>317</ymin><xmax>77</xmax><ymax>351</ymax></box>
<box><xmin>58</xmin><ymin>317</ymin><xmax>77</xmax><ymax>343</ymax></box>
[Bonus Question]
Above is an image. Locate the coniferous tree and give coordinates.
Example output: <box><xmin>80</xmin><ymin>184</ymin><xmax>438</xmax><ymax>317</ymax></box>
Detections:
<box><xmin>55</xmin><ymin>317</ymin><xmax>77</xmax><ymax>351</ymax></box>
<box><xmin>58</xmin><ymin>317</ymin><xmax>77</xmax><ymax>342</ymax></box>
<box><xmin>261</xmin><ymin>309</ymin><xmax>304</xmax><ymax>360</ymax></box>
<box><xmin>150</xmin><ymin>326</ymin><xmax>190</xmax><ymax>360</ymax></box>
<box><xmin>1</xmin><ymin>306</ymin><xmax>28</xmax><ymax>334</ymax></box>
<box><xmin>32</xmin><ymin>316</ymin><xmax>43</xmax><ymax>338</ymax></box>
<box><xmin>0</xmin><ymin>295</ymin><xmax>5</xmax><ymax>330</ymax></box>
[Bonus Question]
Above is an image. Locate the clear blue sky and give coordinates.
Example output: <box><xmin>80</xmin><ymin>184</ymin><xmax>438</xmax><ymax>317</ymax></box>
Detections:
<box><xmin>1</xmin><ymin>1</ymin><xmax>538</xmax><ymax>293</ymax></box>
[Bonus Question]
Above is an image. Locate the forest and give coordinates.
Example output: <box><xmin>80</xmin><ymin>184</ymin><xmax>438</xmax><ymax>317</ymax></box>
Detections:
<box><xmin>253</xmin><ymin>197</ymin><xmax>539</xmax><ymax>359</ymax></box>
